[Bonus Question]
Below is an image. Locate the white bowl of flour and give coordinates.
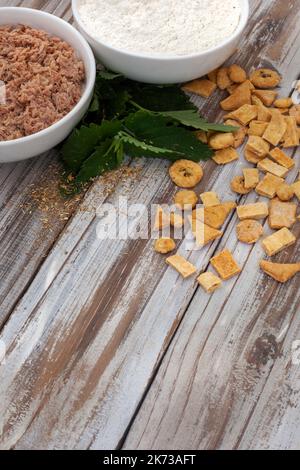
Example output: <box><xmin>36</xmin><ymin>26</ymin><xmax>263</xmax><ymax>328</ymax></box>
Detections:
<box><xmin>72</xmin><ymin>0</ymin><xmax>249</xmax><ymax>84</ymax></box>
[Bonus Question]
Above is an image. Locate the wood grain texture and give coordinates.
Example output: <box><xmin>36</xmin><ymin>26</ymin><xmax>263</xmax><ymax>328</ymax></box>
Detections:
<box><xmin>123</xmin><ymin>0</ymin><xmax>300</xmax><ymax>450</ymax></box>
<box><xmin>0</xmin><ymin>0</ymin><xmax>300</xmax><ymax>451</ymax></box>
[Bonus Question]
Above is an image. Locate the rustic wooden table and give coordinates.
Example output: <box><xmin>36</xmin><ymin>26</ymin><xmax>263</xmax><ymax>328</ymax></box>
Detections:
<box><xmin>1</xmin><ymin>0</ymin><xmax>300</xmax><ymax>450</ymax></box>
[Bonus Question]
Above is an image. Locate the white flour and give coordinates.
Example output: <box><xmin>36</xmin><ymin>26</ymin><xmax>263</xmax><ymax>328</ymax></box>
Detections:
<box><xmin>78</xmin><ymin>0</ymin><xmax>241</xmax><ymax>56</ymax></box>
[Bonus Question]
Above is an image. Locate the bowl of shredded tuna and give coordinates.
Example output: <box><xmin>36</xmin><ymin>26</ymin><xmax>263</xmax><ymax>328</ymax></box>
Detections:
<box><xmin>0</xmin><ymin>7</ymin><xmax>96</xmax><ymax>163</ymax></box>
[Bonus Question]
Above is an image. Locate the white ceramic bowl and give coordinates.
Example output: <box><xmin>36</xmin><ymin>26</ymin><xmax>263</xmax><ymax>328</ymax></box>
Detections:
<box><xmin>0</xmin><ymin>7</ymin><xmax>96</xmax><ymax>163</ymax></box>
<box><xmin>72</xmin><ymin>0</ymin><xmax>249</xmax><ymax>85</ymax></box>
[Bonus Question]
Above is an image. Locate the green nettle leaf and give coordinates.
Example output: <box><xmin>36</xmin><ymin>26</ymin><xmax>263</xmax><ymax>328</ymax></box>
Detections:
<box><xmin>88</xmin><ymin>94</ymin><xmax>100</xmax><ymax>113</ymax></box>
<box><xmin>61</xmin><ymin>69</ymin><xmax>237</xmax><ymax>188</ymax></box>
<box><xmin>145</xmin><ymin>127</ymin><xmax>213</xmax><ymax>160</ymax></box>
<box><xmin>160</xmin><ymin>110</ymin><xmax>238</xmax><ymax>132</ymax></box>
<box><xmin>124</xmin><ymin>110</ymin><xmax>173</xmax><ymax>137</ymax></box>
<box><xmin>76</xmin><ymin>139</ymin><xmax>120</xmax><ymax>183</ymax></box>
<box><xmin>106</xmin><ymin>89</ymin><xmax>131</xmax><ymax>120</ymax></box>
<box><xmin>118</xmin><ymin>131</ymin><xmax>175</xmax><ymax>157</ymax></box>
<box><xmin>128</xmin><ymin>84</ymin><xmax>197</xmax><ymax>112</ymax></box>
<box><xmin>61</xmin><ymin>121</ymin><xmax>122</xmax><ymax>172</ymax></box>
<box><xmin>61</xmin><ymin>124</ymin><xmax>103</xmax><ymax>172</ymax></box>
<box><xmin>124</xmin><ymin>111</ymin><xmax>213</xmax><ymax>161</ymax></box>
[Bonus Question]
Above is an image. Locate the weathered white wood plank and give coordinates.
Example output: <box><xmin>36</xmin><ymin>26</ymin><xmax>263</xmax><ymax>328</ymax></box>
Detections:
<box><xmin>236</xmin><ymin>318</ymin><xmax>300</xmax><ymax>450</ymax></box>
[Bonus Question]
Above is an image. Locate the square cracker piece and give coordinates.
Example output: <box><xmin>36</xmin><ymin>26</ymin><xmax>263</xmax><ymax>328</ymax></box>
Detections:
<box><xmin>269</xmin><ymin>148</ymin><xmax>295</xmax><ymax>169</ymax></box>
<box><xmin>247</xmin><ymin>135</ymin><xmax>270</xmax><ymax>158</ymax></box>
<box><xmin>252</xmin><ymin>96</ymin><xmax>272</xmax><ymax>122</ymax></box>
<box><xmin>220</xmin><ymin>80</ymin><xmax>252</xmax><ymax>111</ymax></box>
<box><xmin>210</xmin><ymin>249</ymin><xmax>241</xmax><ymax>280</ymax></box>
<box><xmin>257</xmin><ymin>158</ymin><xmax>289</xmax><ymax>178</ymax></box>
<box><xmin>243</xmin><ymin>168</ymin><xmax>259</xmax><ymax>189</ymax></box>
<box><xmin>182</xmin><ymin>78</ymin><xmax>217</xmax><ymax>98</ymax></box>
<box><xmin>229</xmin><ymin>104</ymin><xmax>258</xmax><ymax>125</ymax></box>
<box><xmin>262</xmin><ymin>109</ymin><xmax>287</xmax><ymax>146</ymax></box>
<box><xmin>248</xmin><ymin>120</ymin><xmax>269</xmax><ymax>137</ymax></box>
<box><xmin>262</xmin><ymin>228</ymin><xmax>296</xmax><ymax>256</ymax></box>
<box><xmin>252</xmin><ymin>89</ymin><xmax>278</xmax><ymax>106</ymax></box>
<box><xmin>269</xmin><ymin>198</ymin><xmax>297</xmax><ymax>229</ymax></box>
<box><xmin>166</xmin><ymin>254</ymin><xmax>197</xmax><ymax>278</ymax></box>
<box><xmin>200</xmin><ymin>191</ymin><xmax>220</xmax><ymax>207</ymax></box>
<box><xmin>237</xmin><ymin>202</ymin><xmax>269</xmax><ymax>221</ymax></box>
<box><xmin>256</xmin><ymin>173</ymin><xmax>284</xmax><ymax>198</ymax></box>
<box><xmin>282</xmin><ymin>116</ymin><xmax>299</xmax><ymax>147</ymax></box>
<box><xmin>197</xmin><ymin>272</ymin><xmax>222</xmax><ymax>293</ymax></box>
<box><xmin>213</xmin><ymin>147</ymin><xmax>239</xmax><ymax>164</ymax></box>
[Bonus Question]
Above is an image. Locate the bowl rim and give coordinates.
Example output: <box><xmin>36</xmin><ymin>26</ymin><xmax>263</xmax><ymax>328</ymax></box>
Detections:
<box><xmin>0</xmin><ymin>7</ymin><xmax>96</xmax><ymax>147</ymax></box>
<box><xmin>72</xmin><ymin>0</ymin><xmax>249</xmax><ymax>61</ymax></box>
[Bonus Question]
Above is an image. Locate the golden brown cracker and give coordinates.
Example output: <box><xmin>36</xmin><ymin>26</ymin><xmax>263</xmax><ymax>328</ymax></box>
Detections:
<box><xmin>169</xmin><ymin>160</ymin><xmax>203</xmax><ymax>188</ymax></box>
<box><xmin>182</xmin><ymin>78</ymin><xmax>217</xmax><ymax>98</ymax></box>
<box><xmin>200</xmin><ymin>191</ymin><xmax>220</xmax><ymax>207</ymax></box>
<box><xmin>228</xmin><ymin>64</ymin><xmax>247</xmax><ymax>83</ymax></box>
<box><xmin>227</xmin><ymin>84</ymin><xmax>239</xmax><ymax>95</ymax></box>
<box><xmin>230</xmin><ymin>175</ymin><xmax>252</xmax><ymax>195</ymax></box>
<box><xmin>250</xmin><ymin>68</ymin><xmax>281</xmax><ymax>88</ymax></box>
<box><xmin>276</xmin><ymin>183</ymin><xmax>294</xmax><ymax>202</ymax></box>
<box><xmin>268</xmin><ymin>198</ymin><xmax>297</xmax><ymax>229</ymax></box>
<box><xmin>262</xmin><ymin>228</ymin><xmax>296</xmax><ymax>256</ymax></box>
<box><xmin>274</xmin><ymin>97</ymin><xmax>293</xmax><ymax>109</ymax></box>
<box><xmin>243</xmin><ymin>168</ymin><xmax>259</xmax><ymax>189</ymax></box>
<box><xmin>237</xmin><ymin>202</ymin><xmax>269</xmax><ymax>221</ymax></box>
<box><xmin>195</xmin><ymin>130</ymin><xmax>208</xmax><ymax>143</ymax></box>
<box><xmin>154</xmin><ymin>238</ymin><xmax>176</xmax><ymax>254</ymax></box>
<box><xmin>209</xmin><ymin>132</ymin><xmax>235</xmax><ymax>150</ymax></box>
<box><xmin>248</xmin><ymin>120</ymin><xmax>268</xmax><ymax>137</ymax></box>
<box><xmin>217</xmin><ymin>67</ymin><xmax>233</xmax><ymax>90</ymax></box>
<box><xmin>220</xmin><ymin>81</ymin><xmax>252</xmax><ymax>111</ymax></box>
<box><xmin>229</xmin><ymin>104</ymin><xmax>258</xmax><ymax>126</ymax></box>
<box><xmin>256</xmin><ymin>173</ymin><xmax>285</xmax><ymax>198</ymax></box>
<box><xmin>213</xmin><ymin>147</ymin><xmax>239</xmax><ymax>165</ymax></box>
<box><xmin>207</xmin><ymin>69</ymin><xmax>218</xmax><ymax>84</ymax></box>
<box><xmin>192</xmin><ymin>204</ymin><xmax>229</xmax><ymax>230</ymax></box>
<box><xmin>289</xmin><ymin>105</ymin><xmax>300</xmax><ymax>125</ymax></box>
<box><xmin>237</xmin><ymin>219</ymin><xmax>264</xmax><ymax>244</ymax></box>
<box><xmin>282</xmin><ymin>116</ymin><xmax>299</xmax><ymax>147</ymax></box>
<box><xmin>252</xmin><ymin>95</ymin><xmax>272</xmax><ymax>122</ymax></box>
<box><xmin>210</xmin><ymin>249</ymin><xmax>241</xmax><ymax>280</ymax></box>
<box><xmin>224</xmin><ymin>119</ymin><xmax>247</xmax><ymax>148</ymax></box>
<box><xmin>197</xmin><ymin>272</ymin><xmax>222</xmax><ymax>293</ymax></box>
<box><xmin>257</xmin><ymin>158</ymin><xmax>289</xmax><ymax>178</ymax></box>
<box><xmin>251</xmin><ymin>89</ymin><xmax>278</xmax><ymax>107</ymax></box>
<box><xmin>166</xmin><ymin>254</ymin><xmax>197</xmax><ymax>278</ymax></box>
<box><xmin>269</xmin><ymin>148</ymin><xmax>295</xmax><ymax>169</ymax></box>
<box><xmin>247</xmin><ymin>135</ymin><xmax>270</xmax><ymax>158</ymax></box>
<box><xmin>262</xmin><ymin>109</ymin><xmax>287</xmax><ymax>146</ymax></box>
<box><xmin>244</xmin><ymin>147</ymin><xmax>262</xmax><ymax>164</ymax></box>
<box><xmin>260</xmin><ymin>260</ymin><xmax>300</xmax><ymax>283</ymax></box>
<box><xmin>174</xmin><ymin>190</ymin><xmax>198</xmax><ymax>209</ymax></box>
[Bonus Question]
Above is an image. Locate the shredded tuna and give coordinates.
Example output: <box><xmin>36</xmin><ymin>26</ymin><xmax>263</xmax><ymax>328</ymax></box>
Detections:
<box><xmin>0</xmin><ymin>25</ymin><xmax>85</xmax><ymax>141</ymax></box>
